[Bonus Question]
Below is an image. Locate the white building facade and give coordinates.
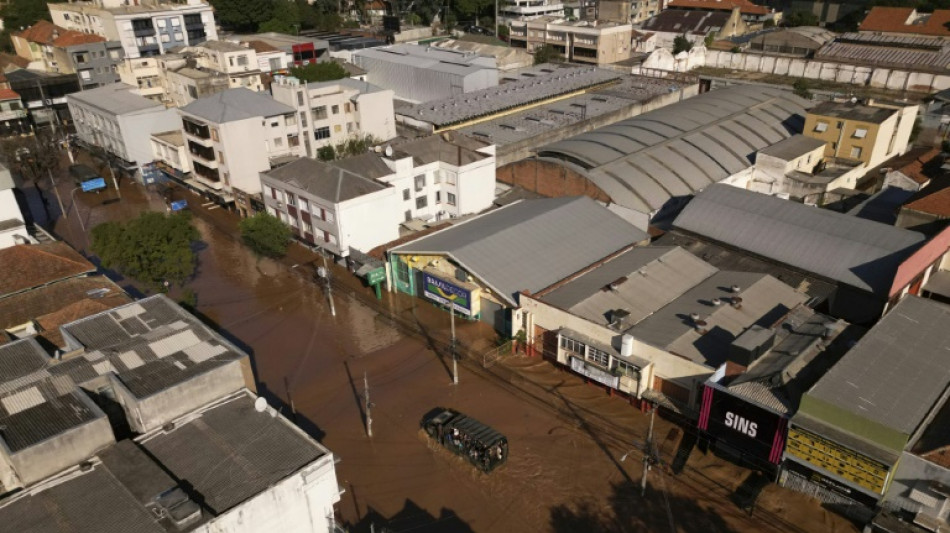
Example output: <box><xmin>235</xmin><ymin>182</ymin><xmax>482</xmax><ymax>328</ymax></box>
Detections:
<box><xmin>271</xmin><ymin>75</ymin><xmax>396</xmax><ymax>158</ymax></box>
<box><xmin>49</xmin><ymin>0</ymin><xmax>218</xmax><ymax>59</ymax></box>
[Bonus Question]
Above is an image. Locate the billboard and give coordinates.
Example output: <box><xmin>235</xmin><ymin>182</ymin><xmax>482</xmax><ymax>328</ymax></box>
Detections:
<box><xmin>698</xmin><ymin>385</ymin><xmax>787</xmax><ymax>464</ymax></box>
<box><xmin>422</xmin><ymin>272</ymin><xmax>472</xmax><ymax>316</ymax></box>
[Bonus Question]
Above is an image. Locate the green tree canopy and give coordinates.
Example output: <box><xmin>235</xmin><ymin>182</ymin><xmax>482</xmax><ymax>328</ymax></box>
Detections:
<box><xmin>289</xmin><ymin>60</ymin><xmax>348</xmax><ymax>82</ymax></box>
<box><xmin>782</xmin><ymin>11</ymin><xmax>819</xmax><ymax>27</ymax></box>
<box><xmin>209</xmin><ymin>0</ymin><xmax>275</xmax><ymax>32</ymax></box>
<box><xmin>239</xmin><ymin>212</ymin><xmax>293</xmax><ymax>258</ymax></box>
<box><xmin>333</xmin><ymin>134</ymin><xmax>378</xmax><ymax>159</ymax></box>
<box><xmin>533</xmin><ymin>44</ymin><xmax>561</xmax><ymax>65</ymax></box>
<box><xmin>91</xmin><ymin>212</ymin><xmax>200</xmax><ymax>288</ymax></box>
<box><xmin>673</xmin><ymin>34</ymin><xmax>693</xmax><ymax>54</ymax></box>
<box><xmin>1</xmin><ymin>0</ymin><xmax>58</xmax><ymax>50</ymax></box>
<box><xmin>793</xmin><ymin>78</ymin><xmax>812</xmax><ymax>100</ymax></box>
<box><xmin>260</xmin><ymin>0</ymin><xmax>301</xmax><ymax>33</ymax></box>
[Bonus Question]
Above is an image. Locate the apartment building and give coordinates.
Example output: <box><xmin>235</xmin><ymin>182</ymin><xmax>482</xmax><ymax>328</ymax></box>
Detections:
<box><xmin>49</xmin><ymin>0</ymin><xmax>217</xmax><ymax>59</ymax></box>
<box><xmin>179</xmin><ymin>88</ymin><xmax>304</xmax><ymax>211</ymax></box>
<box><xmin>0</xmin><ymin>89</ymin><xmax>28</xmax><ymax>136</ymax></box>
<box><xmin>803</xmin><ymin>100</ymin><xmax>919</xmax><ymax>170</ymax></box>
<box><xmin>117</xmin><ymin>56</ymin><xmax>163</xmax><ymax>100</ymax></box>
<box><xmin>509</xmin><ymin>18</ymin><xmax>636</xmax><ymax>64</ymax></box>
<box><xmin>67</xmin><ymin>83</ymin><xmax>182</xmax><ymax>178</ymax></box>
<box><xmin>12</xmin><ymin>21</ymin><xmax>124</xmax><ymax>89</ymax></box>
<box><xmin>158</xmin><ymin>41</ymin><xmax>263</xmax><ymax>107</ymax></box>
<box><xmin>499</xmin><ymin>0</ymin><xmax>565</xmax><ymax>24</ymax></box>
<box><xmin>271</xmin><ymin>75</ymin><xmax>396</xmax><ymax>158</ymax></box>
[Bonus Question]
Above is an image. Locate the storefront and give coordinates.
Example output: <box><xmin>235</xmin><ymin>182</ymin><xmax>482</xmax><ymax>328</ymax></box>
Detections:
<box><xmin>698</xmin><ymin>384</ymin><xmax>788</xmax><ymax>470</ymax></box>
<box><xmin>557</xmin><ymin>329</ymin><xmax>653</xmax><ymax>400</ymax></box>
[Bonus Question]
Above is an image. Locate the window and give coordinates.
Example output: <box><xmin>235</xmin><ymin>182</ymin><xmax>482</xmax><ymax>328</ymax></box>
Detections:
<box><xmin>109</xmin><ymin>50</ymin><xmax>120</xmax><ymax>59</ymax></box>
<box><xmin>614</xmin><ymin>360</ymin><xmax>638</xmax><ymax>378</ymax></box>
<box><xmin>274</xmin><ymin>137</ymin><xmax>283</xmax><ymax>147</ymax></box>
<box><xmin>303</xmin><ymin>222</ymin><xmax>313</xmax><ymax>234</ymax></box>
<box><xmin>446</xmin><ymin>171</ymin><xmax>457</xmax><ymax>185</ymax></box>
<box><xmin>333</xmin><ymin>125</ymin><xmax>342</xmax><ymax>133</ymax></box>
<box><xmin>414</xmin><ymin>174</ymin><xmax>425</xmax><ymax>191</ymax></box>
<box><xmin>435</xmin><ymin>191</ymin><xmax>441</xmax><ymax>203</ymax></box>
<box><xmin>560</xmin><ymin>336</ymin><xmax>586</xmax><ymax>355</ymax></box>
<box><xmin>300</xmin><ymin>198</ymin><xmax>309</xmax><ymax>211</ymax></box>
<box><xmin>297</xmin><ymin>90</ymin><xmax>304</xmax><ymax>106</ymax></box>
<box><xmin>312</xmin><ymin>106</ymin><xmax>327</xmax><ymax>120</ymax></box>
<box><xmin>79</xmin><ymin>70</ymin><xmax>92</xmax><ymax>81</ymax></box>
<box><xmin>75</xmin><ymin>53</ymin><xmax>88</xmax><ymax>64</ymax></box>
<box><xmin>287</xmin><ymin>193</ymin><xmax>296</xmax><ymax>206</ymax></box>
<box><xmin>211</xmin><ymin>128</ymin><xmax>219</xmax><ymax>141</ymax></box>
<box><xmin>850</xmin><ymin>146</ymin><xmax>862</xmax><ymax>159</ymax></box>
<box><xmin>814</xmin><ymin>122</ymin><xmax>828</xmax><ymax>133</ymax></box>
<box><xmin>218</xmin><ymin>150</ymin><xmax>225</xmax><ymax>163</ymax></box>
<box><xmin>237</xmin><ymin>55</ymin><xmax>248</xmax><ymax>66</ymax></box>
<box><xmin>416</xmin><ymin>196</ymin><xmax>427</xmax><ymax>209</ymax></box>
<box><xmin>161</xmin><ymin>34</ymin><xmax>170</xmax><ymax>43</ymax></box>
<box><xmin>853</xmin><ymin>128</ymin><xmax>868</xmax><ymax>139</ymax></box>
<box><xmin>174</xmin><ymin>32</ymin><xmax>184</xmax><ymax>41</ymax></box>
<box><xmin>403</xmin><ymin>188</ymin><xmax>410</xmax><ymax>200</ymax></box>
<box><xmin>300</xmin><ymin>111</ymin><xmax>308</xmax><ymax>127</ymax></box>
<box><xmin>325</xmin><ymin>210</ymin><xmax>334</xmax><ymax>223</ymax></box>
<box><xmin>447</xmin><ymin>192</ymin><xmax>456</xmax><ymax>206</ymax></box>
<box><xmin>171</xmin><ymin>17</ymin><xmax>181</xmax><ymax>26</ymax></box>
<box><xmin>405</xmin><ymin>210</ymin><xmax>412</xmax><ymax>222</ymax></box>
<box><xmin>315</xmin><ymin>127</ymin><xmax>330</xmax><ymax>140</ymax></box>
<box><xmin>344</xmin><ymin>102</ymin><xmax>351</xmax><ymax>113</ymax></box>
<box><xmin>347</xmin><ymin>122</ymin><xmax>354</xmax><ymax>133</ymax></box>
<box><xmin>286</xmin><ymin>114</ymin><xmax>296</xmax><ymax>126</ymax></box>
<box><xmin>332</xmin><ymin>105</ymin><xmax>339</xmax><ymax>114</ymax></box>
<box><xmin>587</xmin><ymin>347</ymin><xmax>610</xmax><ymax>367</ymax></box>
<box><xmin>288</xmin><ymin>134</ymin><xmax>299</xmax><ymax>147</ymax></box>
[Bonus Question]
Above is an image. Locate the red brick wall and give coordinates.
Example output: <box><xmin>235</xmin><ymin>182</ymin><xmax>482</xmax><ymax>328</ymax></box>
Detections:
<box><xmin>497</xmin><ymin>159</ymin><xmax>612</xmax><ymax>203</ymax></box>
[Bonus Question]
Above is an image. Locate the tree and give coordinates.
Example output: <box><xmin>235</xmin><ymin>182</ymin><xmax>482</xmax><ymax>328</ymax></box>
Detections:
<box><xmin>0</xmin><ymin>0</ymin><xmax>57</xmax><ymax>50</ymax></box>
<box><xmin>209</xmin><ymin>0</ymin><xmax>275</xmax><ymax>32</ymax></box>
<box><xmin>673</xmin><ymin>34</ymin><xmax>693</xmax><ymax>54</ymax></box>
<box><xmin>703</xmin><ymin>32</ymin><xmax>715</xmax><ymax>48</ymax></box>
<box><xmin>533</xmin><ymin>44</ymin><xmax>561</xmax><ymax>65</ymax></box>
<box><xmin>289</xmin><ymin>60</ymin><xmax>348</xmax><ymax>82</ymax></box>
<box><xmin>782</xmin><ymin>10</ymin><xmax>819</xmax><ymax>27</ymax></box>
<box><xmin>239</xmin><ymin>212</ymin><xmax>293</xmax><ymax>258</ymax></box>
<box><xmin>333</xmin><ymin>134</ymin><xmax>377</xmax><ymax>159</ymax></box>
<box><xmin>793</xmin><ymin>78</ymin><xmax>812</xmax><ymax>100</ymax></box>
<box><xmin>260</xmin><ymin>0</ymin><xmax>301</xmax><ymax>33</ymax></box>
<box><xmin>317</xmin><ymin>145</ymin><xmax>336</xmax><ymax>161</ymax></box>
<box><xmin>91</xmin><ymin>212</ymin><xmax>200</xmax><ymax>289</ymax></box>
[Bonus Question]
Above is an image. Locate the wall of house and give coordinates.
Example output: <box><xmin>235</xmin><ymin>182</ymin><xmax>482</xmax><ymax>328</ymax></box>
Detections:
<box><xmin>454</xmin><ymin>155</ymin><xmax>496</xmax><ymax>216</ymax></box>
<box><xmin>194</xmin><ymin>449</ymin><xmax>340</xmax><ymax>533</ymax></box>
<box><xmin>354</xmin><ymin>89</ymin><xmax>397</xmax><ymax>144</ymax></box>
<box><xmin>338</xmin><ymin>187</ymin><xmax>402</xmax><ymax>254</ymax></box>
<box><xmin>119</xmin><ymin>108</ymin><xmax>182</xmax><ymax>170</ymax></box>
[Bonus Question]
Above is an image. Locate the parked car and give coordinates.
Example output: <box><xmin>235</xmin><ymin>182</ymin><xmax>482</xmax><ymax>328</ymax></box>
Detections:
<box><xmin>421</xmin><ymin>407</ymin><xmax>508</xmax><ymax>472</ymax></box>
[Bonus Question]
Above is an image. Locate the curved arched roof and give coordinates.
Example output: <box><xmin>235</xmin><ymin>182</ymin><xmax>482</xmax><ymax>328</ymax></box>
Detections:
<box><xmin>537</xmin><ymin>85</ymin><xmax>811</xmax><ymax>214</ymax></box>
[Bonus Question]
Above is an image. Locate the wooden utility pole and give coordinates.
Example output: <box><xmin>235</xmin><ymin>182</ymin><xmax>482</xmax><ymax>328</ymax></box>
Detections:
<box><xmin>364</xmin><ymin>372</ymin><xmax>373</xmax><ymax>437</ymax></box>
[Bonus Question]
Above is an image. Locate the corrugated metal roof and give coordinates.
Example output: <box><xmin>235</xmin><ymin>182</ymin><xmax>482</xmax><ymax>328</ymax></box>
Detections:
<box><xmin>673</xmin><ymin>185</ymin><xmax>925</xmax><ymax>294</ymax></box>
<box><xmin>538</xmin><ymin>86</ymin><xmax>811</xmax><ymax>214</ymax></box>
<box><xmin>391</xmin><ymin>197</ymin><xmax>648</xmax><ymax>306</ymax></box>
<box><xmin>542</xmin><ymin>246</ymin><xmax>717</xmax><ymax>326</ymax></box>
<box><xmin>806</xmin><ymin>296</ymin><xmax>950</xmax><ymax>436</ymax></box>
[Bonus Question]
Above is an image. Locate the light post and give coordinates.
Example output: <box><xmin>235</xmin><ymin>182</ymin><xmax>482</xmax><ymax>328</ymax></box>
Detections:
<box><xmin>69</xmin><ymin>187</ymin><xmax>86</xmax><ymax>232</ymax></box>
<box><xmin>620</xmin><ymin>402</ymin><xmax>657</xmax><ymax>496</ymax></box>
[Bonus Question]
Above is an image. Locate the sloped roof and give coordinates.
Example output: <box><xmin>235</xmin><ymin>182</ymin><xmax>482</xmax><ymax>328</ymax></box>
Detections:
<box><xmin>673</xmin><ymin>184</ymin><xmax>925</xmax><ymax>294</ymax></box>
<box><xmin>903</xmin><ymin>179</ymin><xmax>950</xmax><ymax>216</ymax></box>
<box><xmin>181</xmin><ymin>88</ymin><xmax>295</xmax><ymax>123</ymax></box>
<box><xmin>0</xmin><ymin>242</ymin><xmax>95</xmax><ymax>297</ymax></box>
<box><xmin>538</xmin><ymin>85</ymin><xmax>811</xmax><ymax>215</ymax></box>
<box><xmin>667</xmin><ymin>0</ymin><xmax>769</xmax><ymax>15</ymax></box>
<box><xmin>891</xmin><ymin>146</ymin><xmax>942</xmax><ymax>185</ymax></box>
<box><xmin>67</xmin><ymin>83</ymin><xmax>163</xmax><ymax>115</ymax></box>
<box><xmin>859</xmin><ymin>7</ymin><xmax>950</xmax><ymax>37</ymax></box>
<box><xmin>806</xmin><ymin>296</ymin><xmax>950</xmax><ymax>439</ymax></box>
<box><xmin>15</xmin><ymin>20</ymin><xmax>106</xmax><ymax>47</ymax></box>
<box><xmin>262</xmin><ymin>156</ymin><xmax>389</xmax><ymax>203</ymax></box>
<box><xmin>391</xmin><ymin>197</ymin><xmax>648</xmax><ymax>306</ymax></box>
<box><xmin>640</xmin><ymin>9</ymin><xmax>732</xmax><ymax>34</ymax></box>
<box><xmin>242</xmin><ymin>39</ymin><xmax>280</xmax><ymax>53</ymax></box>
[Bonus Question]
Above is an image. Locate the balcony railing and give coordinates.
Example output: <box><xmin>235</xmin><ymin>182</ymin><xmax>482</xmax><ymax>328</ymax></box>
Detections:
<box><xmin>183</xmin><ymin>119</ymin><xmax>210</xmax><ymax>140</ymax></box>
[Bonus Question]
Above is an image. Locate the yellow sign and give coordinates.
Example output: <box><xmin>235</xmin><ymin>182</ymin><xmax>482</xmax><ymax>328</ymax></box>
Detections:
<box><xmin>786</xmin><ymin>426</ymin><xmax>890</xmax><ymax>495</ymax></box>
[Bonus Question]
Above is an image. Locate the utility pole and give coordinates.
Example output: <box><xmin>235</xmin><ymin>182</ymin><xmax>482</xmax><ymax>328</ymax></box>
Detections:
<box><xmin>364</xmin><ymin>372</ymin><xmax>373</xmax><ymax>437</ymax></box>
<box><xmin>641</xmin><ymin>402</ymin><xmax>656</xmax><ymax>496</ymax></box>
<box><xmin>105</xmin><ymin>153</ymin><xmax>121</xmax><ymax>199</ymax></box>
<box><xmin>319</xmin><ymin>248</ymin><xmax>337</xmax><ymax>317</ymax></box>
<box><xmin>450</xmin><ymin>303</ymin><xmax>458</xmax><ymax>385</ymax></box>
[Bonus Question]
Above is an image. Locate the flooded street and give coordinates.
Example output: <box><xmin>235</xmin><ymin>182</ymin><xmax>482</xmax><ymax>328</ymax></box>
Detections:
<box><xmin>24</xmin><ymin>157</ymin><xmax>861</xmax><ymax>533</ymax></box>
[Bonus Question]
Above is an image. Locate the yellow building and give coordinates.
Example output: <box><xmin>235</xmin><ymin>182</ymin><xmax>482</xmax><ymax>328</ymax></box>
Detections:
<box><xmin>803</xmin><ymin>100</ymin><xmax>918</xmax><ymax>169</ymax></box>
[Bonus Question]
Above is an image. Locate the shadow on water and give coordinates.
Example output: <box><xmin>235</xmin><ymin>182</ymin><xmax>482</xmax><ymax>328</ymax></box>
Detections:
<box><xmin>255</xmin><ymin>381</ymin><xmax>326</xmax><ymax>442</ymax></box>
<box><xmin>346</xmin><ymin>500</ymin><xmax>475</xmax><ymax>533</ymax></box>
<box><xmin>549</xmin><ymin>478</ymin><xmax>739</xmax><ymax>533</ymax></box>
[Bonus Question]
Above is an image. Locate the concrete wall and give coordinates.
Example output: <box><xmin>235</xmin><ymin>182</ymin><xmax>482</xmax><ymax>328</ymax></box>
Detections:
<box><xmin>453</xmin><ymin>152</ymin><xmax>496</xmax><ymax>216</ymax></box>
<box><xmin>6</xmin><ymin>409</ymin><xmax>114</xmax><ymax>487</ymax></box>
<box><xmin>492</xmin><ymin>83</ymin><xmax>697</xmax><ymax>166</ymax></box>
<box><xmin>639</xmin><ymin>47</ymin><xmax>950</xmax><ymax>93</ymax></box>
<box><xmin>339</xmin><ymin>186</ymin><xmax>402</xmax><ymax>255</ymax></box>
<box><xmin>355</xmin><ymin>89</ymin><xmax>397</xmax><ymax>144</ymax></box>
<box><xmin>119</xmin><ymin>108</ymin><xmax>183</xmax><ymax>169</ymax></box>
<box><xmin>116</xmin><ymin>361</ymin><xmax>246</xmax><ymax>433</ymax></box>
<box><xmin>195</xmin><ymin>449</ymin><xmax>340</xmax><ymax>533</ymax></box>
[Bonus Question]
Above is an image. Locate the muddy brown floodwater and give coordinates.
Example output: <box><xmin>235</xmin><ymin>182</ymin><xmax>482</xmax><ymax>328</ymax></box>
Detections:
<box><xmin>38</xmin><ymin>165</ymin><xmax>860</xmax><ymax>533</ymax></box>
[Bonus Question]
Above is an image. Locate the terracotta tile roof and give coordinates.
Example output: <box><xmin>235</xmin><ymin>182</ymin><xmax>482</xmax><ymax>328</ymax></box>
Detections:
<box><xmin>0</xmin><ymin>242</ymin><xmax>96</xmax><ymax>297</ymax></box>
<box><xmin>667</xmin><ymin>0</ymin><xmax>769</xmax><ymax>15</ymax></box>
<box><xmin>34</xmin><ymin>297</ymin><xmax>123</xmax><ymax>347</ymax></box>
<box><xmin>894</xmin><ymin>146</ymin><xmax>942</xmax><ymax>185</ymax></box>
<box><xmin>367</xmin><ymin>222</ymin><xmax>452</xmax><ymax>260</ymax></box>
<box><xmin>15</xmin><ymin>20</ymin><xmax>105</xmax><ymax>47</ymax></box>
<box><xmin>904</xmin><ymin>180</ymin><xmax>950</xmax><ymax>216</ymax></box>
<box><xmin>859</xmin><ymin>7</ymin><xmax>950</xmax><ymax>37</ymax></box>
<box><xmin>0</xmin><ymin>88</ymin><xmax>21</xmax><ymax>101</ymax></box>
<box><xmin>0</xmin><ymin>53</ymin><xmax>29</xmax><ymax>71</ymax></box>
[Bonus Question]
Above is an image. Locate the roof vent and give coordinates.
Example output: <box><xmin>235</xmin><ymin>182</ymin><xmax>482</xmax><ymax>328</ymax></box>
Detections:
<box><xmin>79</xmin><ymin>461</ymin><xmax>94</xmax><ymax>472</ymax></box>
<box><xmin>608</xmin><ymin>309</ymin><xmax>630</xmax><ymax>329</ymax></box>
<box><xmin>690</xmin><ymin>313</ymin><xmax>708</xmax><ymax>333</ymax></box>
<box><xmin>162</xmin><ymin>422</ymin><xmax>176</xmax><ymax>432</ymax></box>
<box><xmin>604</xmin><ymin>276</ymin><xmax>628</xmax><ymax>291</ymax></box>
<box><xmin>731</xmin><ymin>285</ymin><xmax>741</xmax><ymax>293</ymax></box>
<box><xmin>731</xmin><ymin>296</ymin><xmax>743</xmax><ymax>309</ymax></box>
<box><xmin>711</xmin><ymin>298</ymin><xmax>722</xmax><ymax>306</ymax></box>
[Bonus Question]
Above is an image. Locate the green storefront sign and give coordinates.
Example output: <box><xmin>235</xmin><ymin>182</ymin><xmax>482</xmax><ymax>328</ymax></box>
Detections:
<box><xmin>366</xmin><ymin>267</ymin><xmax>386</xmax><ymax>285</ymax></box>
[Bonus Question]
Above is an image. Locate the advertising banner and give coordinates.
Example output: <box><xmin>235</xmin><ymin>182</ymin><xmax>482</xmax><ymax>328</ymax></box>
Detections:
<box><xmin>700</xmin><ymin>385</ymin><xmax>785</xmax><ymax>464</ymax></box>
<box><xmin>570</xmin><ymin>357</ymin><xmax>620</xmax><ymax>389</ymax></box>
<box><xmin>423</xmin><ymin>272</ymin><xmax>473</xmax><ymax>316</ymax></box>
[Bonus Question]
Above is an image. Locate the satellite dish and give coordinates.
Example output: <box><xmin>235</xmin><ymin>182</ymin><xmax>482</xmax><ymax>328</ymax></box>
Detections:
<box><xmin>254</xmin><ymin>397</ymin><xmax>268</xmax><ymax>413</ymax></box>
<box><xmin>384</xmin><ymin>145</ymin><xmax>393</xmax><ymax>157</ymax></box>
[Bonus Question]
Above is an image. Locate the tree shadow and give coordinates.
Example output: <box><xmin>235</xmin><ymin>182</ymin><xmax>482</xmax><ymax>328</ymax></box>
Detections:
<box><xmin>550</xmin><ymin>478</ymin><xmax>740</xmax><ymax>533</ymax></box>
<box><xmin>346</xmin><ymin>500</ymin><xmax>475</xmax><ymax>533</ymax></box>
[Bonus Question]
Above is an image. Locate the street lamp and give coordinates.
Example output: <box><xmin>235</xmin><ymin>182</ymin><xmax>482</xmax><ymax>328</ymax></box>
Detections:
<box><xmin>69</xmin><ymin>186</ymin><xmax>87</xmax><ymax>233</ymax></box>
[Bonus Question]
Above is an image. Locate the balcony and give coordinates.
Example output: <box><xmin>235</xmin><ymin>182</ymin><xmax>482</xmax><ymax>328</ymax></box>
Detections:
<box><xmin>184</xmin><ymin>14</ymin><xmax>204</xmax><ymax>29</ymax></box>
<box><xmin>132</xmin><ymin>20</ymin><xmax>156</xmax><ymax>37</ymax></box>
<box><xmin>187</xmin><ymin>140</ymin><xmax>216</xmax><ymax>164</ymax></box>
<box><xmin>183</xmin><ymin>119</ymin><xmax>211</xmax><ymax>140</ymax></box>
<box><xmin>192</xmin><ymin>160</ymin><xmax>220</xmax><ymax>185</ymax></box>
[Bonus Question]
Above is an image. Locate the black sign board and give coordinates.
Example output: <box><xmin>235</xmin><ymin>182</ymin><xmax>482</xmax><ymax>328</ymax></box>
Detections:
<box><xmin>700</xmin><ymin>386</ymin><xmax>785</xmax><ymax>463</ymax></box>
